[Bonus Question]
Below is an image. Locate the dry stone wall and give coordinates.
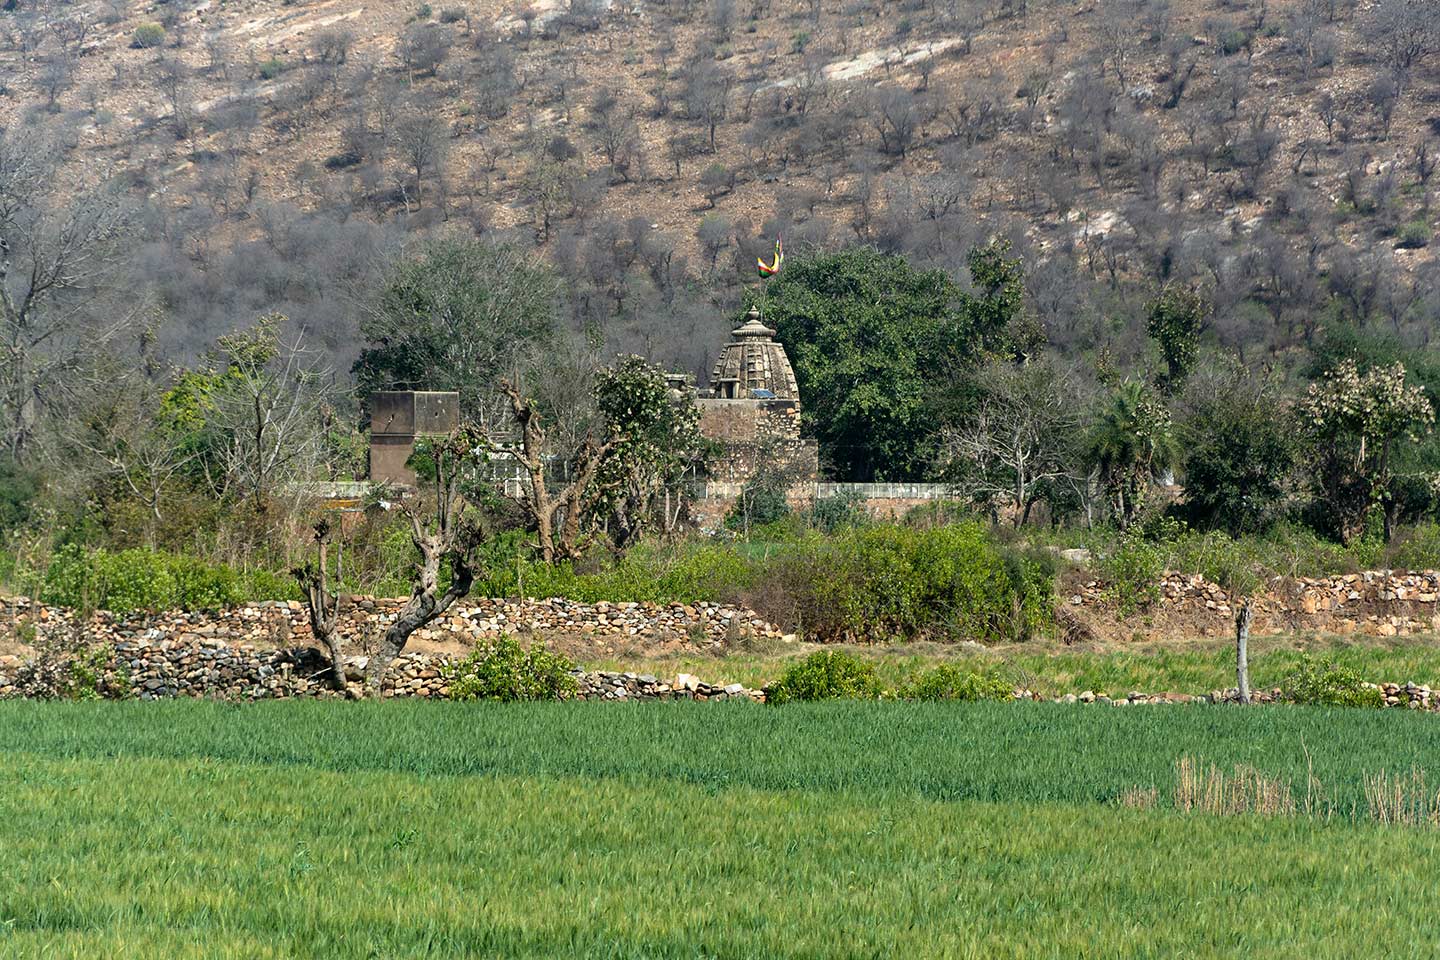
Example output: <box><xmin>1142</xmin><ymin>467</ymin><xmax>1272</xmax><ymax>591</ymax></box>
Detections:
<box><xmin>0</xmin><ymin>595</ymin><xmax>786</xmax><ymax>652</ymax></box>
<box><xmin>1070</xmin><ymin>570</ymin><xmax>1440</xmax><ymax>637</ymax></box>
<box><xmin>0</xmin><ymin>635</ymin><xmax>766</xmax><ymax>703</ymax></box>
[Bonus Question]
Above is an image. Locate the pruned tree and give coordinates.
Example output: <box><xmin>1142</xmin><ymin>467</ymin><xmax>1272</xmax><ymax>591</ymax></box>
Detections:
<box><xmin>368</xmin><ymin>425</ymin><xmax>489</xmax><ymax>689</ymax></box>
<box><xmin>292</xmin><ymin>518</ymin><xmax>347</xmax><ymax>692</ymax></box>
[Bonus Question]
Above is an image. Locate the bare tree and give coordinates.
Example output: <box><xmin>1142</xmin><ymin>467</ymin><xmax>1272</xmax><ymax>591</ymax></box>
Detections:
<box><xmin>499</xmin><ymin>379</ymin><xmax>616</xmax><ymax>562</ymax></box>
<box><xmin>202</xmin><ymin>314</ymin><xmax>332</xmax><ymax>504</ymax></box>
<box><xmin>1366</xmin><ymin>0</ymin><xmax>1439</xmax><ymax>93</ymax></box>
<box><xmin>682</xmin><ymin>61</ymin><xmax>731</xmax><ymax>151</ymax></box>
<box><xmin>941</xmin><ymin>360</ymin><xmax>1083</xmax><ymax>525</ymax></box>
<box><xmin>293</xmin><ymin>518</ymin><xmax>347</xmax><ymax>692</ymax></box>
<box><xmin>0</xmin><ymin>131</ymin><xmax>134</xmax><ymax>463</ymax></box>
<box><xmin>392</xmin><ymin>106</ymin><xmax>449</xmax><ymax>210</ymax></box>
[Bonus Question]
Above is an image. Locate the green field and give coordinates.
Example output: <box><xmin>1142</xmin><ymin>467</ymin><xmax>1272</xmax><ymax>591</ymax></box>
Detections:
<box><xmin>4</xmin><ymin>702</ymin><xmax>1440</xmax><ymax>957</ymax></box>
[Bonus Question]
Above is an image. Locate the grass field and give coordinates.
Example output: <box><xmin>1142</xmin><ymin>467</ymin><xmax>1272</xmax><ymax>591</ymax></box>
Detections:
<box><xmin>5</xmin><ymin>702</ymin><xmax>1440</xmax><ymax>957</ymax></box>
<box><xmin>586</xmin><ymin>633</ymin><xmax>1440</xmax><ymax>695</ymax></box>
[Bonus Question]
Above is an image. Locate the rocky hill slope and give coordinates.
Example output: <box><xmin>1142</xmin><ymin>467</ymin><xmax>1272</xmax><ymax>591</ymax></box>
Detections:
<box><xmin>1</xmin><ymin>0</ymin><xmax>1436</xmax><ymax>370</ymax></box>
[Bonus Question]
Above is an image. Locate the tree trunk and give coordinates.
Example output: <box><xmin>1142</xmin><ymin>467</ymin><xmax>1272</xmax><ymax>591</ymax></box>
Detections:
<box><xmin>366</xmin><ymin>544</ymin><xmax>473</xmax><ymax>694</ymax></box>
<box><xmin>292</xmin><ymin>530</ymin><xmax>348</xmax><ymax>691</ymax></box>
<box><xmin>1235</xmin><ymin>600</ymin><xmax>1252</xmax><ymax>705</ymax></box>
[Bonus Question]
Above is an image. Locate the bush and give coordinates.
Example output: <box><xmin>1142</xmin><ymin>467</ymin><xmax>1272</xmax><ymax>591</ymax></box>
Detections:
<box><xmin>40</xmin><ymin>544</ymin><xmax>247</xmax><ymax>613</ymax></box>
<box><xmin>324</xmin><ymin>150</ymin><xmax>363</xmax><ymax>170</ymax></box>
<box><xmin>442</xmin><ymin>635</ymin><xmax>578</xmax><ymax>702</ymax></box>
<box><xmin>257</xmin><ymin>58</ymin><xmax>286</xmax><ymax>80</ymax></box>
<box><xmin>1218</xmin><ymin>29</ymin><xmax>1251</xmax><ymax>55</ymax></box>
<box><xmin>898</xmin><ymin>665</ymin><xmax>1012</xmax><ymax>702</ymax></box>
<box><xmin>439</xmin><ymin>6</ymin><xmax>467</xmax><ymax>23</ymax></box>
<box><xmin>1100</xmin><ymin>533</ymin><xmax>1166</xmax><ymax>618</ymax></box>
<box><xmin>772</xmin><ymin>523</ymin><xmax>1056</xmax><ymax>643</ymax></box>
<box><xmin>131</xmin><ymin>23</ymin><xmax>165</xmax><ymax>48</ymax></box>
<box><xmin>0</xmin><ymin>461</ymin><xmax>39</xmax><ymax>533</ymax></box>
<box><xmin>725</xmin><ymin>471</ymin><xmax>791</xmax><ymax>531</ymax></box>
<box><xmin>1397</xmin><ymin>221</ymin><xmax>1431</xmax><ymax>249</ymax></box>
<box><xmin>766</xmin><ymin>651</ymin><xmax>883</xmax><ymax>705</ymax></box>
<box><xmin>1281</xmin><ymin>655</ymin><xmax>1383</xmax><ymax>708</ymax></box>
<box><xmin>807</xmin><ymin>490</ymin><xmax>867</xmax><ymax>532</ymax></box>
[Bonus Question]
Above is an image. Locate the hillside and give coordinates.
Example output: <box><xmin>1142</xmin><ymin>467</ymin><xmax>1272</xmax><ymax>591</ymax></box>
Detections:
<box><xmin>1</xmin><ymin>0</ymin><xmax>1437</xmax><ymax>379</ymax></box>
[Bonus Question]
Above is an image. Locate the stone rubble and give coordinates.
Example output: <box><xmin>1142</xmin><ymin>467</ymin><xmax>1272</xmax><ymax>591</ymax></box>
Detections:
<box><xmin>2</xmin><ymin>634</ymin><xmax>1435</xmax><ymax>710</ymax></box>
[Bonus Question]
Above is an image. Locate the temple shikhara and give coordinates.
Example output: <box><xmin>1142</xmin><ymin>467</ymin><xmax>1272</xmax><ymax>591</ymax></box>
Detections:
<box><xmin>694</xmin><ymin>308</ymin><xmax>819</xmax><ymax>493</ymax></box>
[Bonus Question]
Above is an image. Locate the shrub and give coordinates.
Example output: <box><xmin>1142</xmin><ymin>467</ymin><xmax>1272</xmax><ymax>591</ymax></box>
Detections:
<box><xmin>0</xmin><ymin>461</ymin><xmax>39</xmax><ymax>533</ymax></box>
<box><xmin>898</xmin><ymin>665</ymin><xmax>1012</xmax><ymax>702</ymax></box>
<box><xmin>40</xmin><ymin>544</ymin><xmax>246</xmax><ymax>613</ymax></box>
<box><xmin>787</xmin><ymin>523</ymin><xmax>1055</xmax><ymax>643</ymax></box>
<box><xmin>1281</xmin><ymin>655</ymin><xmax>1383</xmax><ymax>708</ymax></box>
<box><xmin>1397</xmin><ymin>221</ymin><xmax>1431</xmax><ymax>249</ymax></box>
<box><xmin>439</xmin><ymin>6</ymin><xmax>467</xmax><ymax>23</ymax></box>
<box><xmin>725</xmin><ymin>470</ymin><xmax>791</xmax><ymax>531</ymax></box>
<box><xmin>766</xmin><ymin>651</ymin><xmax>883</xmax><ymax>705</ymax></box>
<box><xmin>1218</xmin><ymin>29</ymin><xmax>1251</xmax><ymax>55</ymax></box>
<box><xmin>807</xmin><ymin>490</ymin><xmax>867</xmax><ymax>532</ymax></box>
<box><xmin>442</xmin><ymin>635</ymin><xmax>578</xmax><ymax>702</ymax></box>
<box><xmin>1100</xmin><ymin>533</ymin><xmax>1165</xmax><ymax>618</ymax></box>
<box><xmin>131</xmin><ymin>23</ymin><xmax>165</xmax><ymax>48</ymax></box>
<box><xmin>324</xmin><ymin>150</ymin><xmax>363</xmax><ymax>170</ymax></box>
<box><xmin>257</xmin><ymin>58</ymin><xmax>286</xmax><ymax>80</ymax></box>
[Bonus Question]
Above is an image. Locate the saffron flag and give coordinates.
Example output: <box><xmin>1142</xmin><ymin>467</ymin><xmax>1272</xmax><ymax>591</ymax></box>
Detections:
<box><xmin>758</xmin><ymin>238</ymin><xmax>784</xmax><ymax>276</ymax></box>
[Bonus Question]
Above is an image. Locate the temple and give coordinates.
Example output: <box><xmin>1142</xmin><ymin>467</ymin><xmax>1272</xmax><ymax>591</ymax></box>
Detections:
<box><xmin>695</xmin><ymin>308</ymin><xmax>819</xmax><ymax>491</ymax></box>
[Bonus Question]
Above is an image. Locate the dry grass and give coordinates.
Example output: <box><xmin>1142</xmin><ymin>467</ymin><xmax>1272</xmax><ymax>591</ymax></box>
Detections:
<box><xmin>1129</xmin><ymin>753</ymin><xmax>1440</xmax><ymax>827</ymax></box>
<box><xmin>1364</xmin><ymin>768</ymin><xmax>1440</xmax><ymax>827</ymax></box>
<box><xmin>1174</xmin><ymin>756</ymin><xmax>1297</xmax><ymax>817</ymax></box>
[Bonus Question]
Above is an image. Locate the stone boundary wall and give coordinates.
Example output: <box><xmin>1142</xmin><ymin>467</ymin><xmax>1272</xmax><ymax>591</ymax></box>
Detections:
<box><xmin>0</xmin><ymin>595</ymin><xmax>786</xmax><ymax>652</ymax></box>
<box><xmin>1070</xmin><ymin>570</ymin><xmax>1440</xmax><ymax>637</ymax></box>
<box><xmin>0</xmin><ymin>635</ymin><xmax>765</xmax><ymax>702</ymax></box>
<box><xmin>2</xmin><ymin>636</ymin><xmax>1435</xmax><ymax>710</ymax></box>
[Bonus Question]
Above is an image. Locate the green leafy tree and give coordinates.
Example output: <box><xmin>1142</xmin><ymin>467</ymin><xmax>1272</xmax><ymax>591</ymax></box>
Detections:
<box><xmin>591</xmin><ymin>356</ymin><xmax>710</xmax><ymax>554</ymax></box>
<box><xmin>1300</xmin><ymin>359</ymin><xmax>1434</xmax><ymax>543</ymax></box>
<box><xmin>756</xmin><ymin>246</ymin><xmax>1016</xmax><ymax>481</ymax></box>
<box><xmin>160</xmin><ymin>314</ymin><xmax>331</xmax><ymax>504</ymax></box>
<box><xmin>1086</xmin><ymin>381</ymin><xmax>1181</xmax><ymax>530</ymax></box>
<box><xmin>1178</xmin><ymin>362</ymin><xmax>1296</xmax><ymax>535</ymax></box>
<box><xmin>353</xmin><ymin>239</ymin><xmax>558</xmax><ymax>426</ymax></box>
<box><xmin>1146</xmin><ymin>283</ymin><xmax>1208</xmax><ymax>393</ymax></box>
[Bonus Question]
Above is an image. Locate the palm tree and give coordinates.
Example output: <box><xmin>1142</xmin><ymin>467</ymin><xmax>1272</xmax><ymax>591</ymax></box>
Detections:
<box><xmin>1086</xmin><ymin>380</ymin><xmax>1181</xmax><ymax>529</ymax></box>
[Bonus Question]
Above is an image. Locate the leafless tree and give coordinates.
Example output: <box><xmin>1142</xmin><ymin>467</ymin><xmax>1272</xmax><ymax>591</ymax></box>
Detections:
<box><xmin>392</xmin><ymin>106</ymin><xmax>449</xmax><ymax>210</ymax></box>
<box><xmin>203</xmin><ymin>314</ymin><xmax>332</xmax><ymax>504</ymax></box>
<box><xmin>499</xmin><ymin>379</ymin><xmax>616</xmax><ymax>562</ymax></box>
<box><xmin>941</xmin><ymin>359</ymin><xmax>1083</xmax><ymax>525</ymax></box>
<box><xmin>0</xmin><ymin>131</ymin><xmax>134</xmax><ymax>464</ymax></box>
<box><xmin>1366</xmin><ymin>0</ymin><xmax>1439</xmax><ymax>93</ymax></box>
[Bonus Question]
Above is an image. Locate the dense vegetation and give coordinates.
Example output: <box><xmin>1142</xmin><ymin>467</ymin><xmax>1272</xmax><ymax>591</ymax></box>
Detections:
<box><xmin>2</xmin><ymin>1</ymin><xmax>1440</xmax><ymax>667</ymax></box>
